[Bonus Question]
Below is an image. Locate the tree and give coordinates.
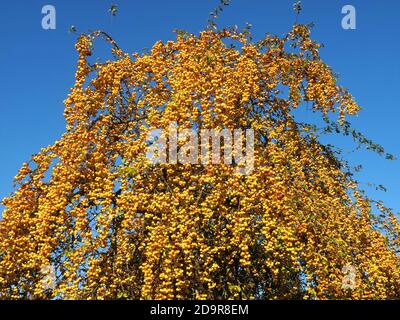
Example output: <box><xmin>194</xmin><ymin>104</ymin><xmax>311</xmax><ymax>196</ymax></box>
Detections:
<box><xmin>0</xmin><ymin>16</ymin><xmax>399</xmax><ymax>300</ymax></box>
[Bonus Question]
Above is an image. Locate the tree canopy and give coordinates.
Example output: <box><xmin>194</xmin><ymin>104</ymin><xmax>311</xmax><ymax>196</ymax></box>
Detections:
<box><xmin>0</xmin><ymin>20</ymin><xmax>399</xmax><ymax>299</ymax></box>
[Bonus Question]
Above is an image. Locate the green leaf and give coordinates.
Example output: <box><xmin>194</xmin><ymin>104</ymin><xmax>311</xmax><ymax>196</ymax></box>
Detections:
<box><xmin>69</xmin><ymin>25</ymin><xmax>77</xmax><ymax>33</ymax></box>
<box><xmin>109</xmin><ymin>4</ymin><xmax>118</xmax><ymax>16</ymax></box>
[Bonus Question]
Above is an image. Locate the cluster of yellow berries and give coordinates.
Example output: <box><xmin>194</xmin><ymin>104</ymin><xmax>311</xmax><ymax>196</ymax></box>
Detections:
<box><xmin>0</xmin><ymin>24</ymin><xmax>399</xmax><ymax>300</ymax></box>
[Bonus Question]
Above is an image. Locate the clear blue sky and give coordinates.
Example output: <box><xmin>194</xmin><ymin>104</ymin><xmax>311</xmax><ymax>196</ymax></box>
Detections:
<box><xmin>0</xmin><ymin>0</ymin><xmax>399</xmax><ymax>214</ymax></box>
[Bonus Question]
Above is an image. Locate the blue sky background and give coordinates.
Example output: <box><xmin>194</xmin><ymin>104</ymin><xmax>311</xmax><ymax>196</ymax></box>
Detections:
<box><xmin>0</xmin><ymin>0</ymin><xmax>399</xmax><ymax>214</ymax></box>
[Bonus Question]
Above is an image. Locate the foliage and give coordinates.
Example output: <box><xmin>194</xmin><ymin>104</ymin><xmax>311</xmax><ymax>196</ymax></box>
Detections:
<box><xmin>108</xmin><ymin>4</ymin><xmax>118</xmax><ymax>17</ymax></box>
<box><xmin>0</xmin><ymin>13</ymin><xmax>399</xmax><ymax>300</ymax></box>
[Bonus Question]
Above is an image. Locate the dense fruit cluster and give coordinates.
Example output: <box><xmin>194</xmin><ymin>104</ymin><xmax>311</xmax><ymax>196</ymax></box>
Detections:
<box><xmin>0</xmin><ymin>25</ymin><xmax>399</xmax><ymax>299</ymax></box>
